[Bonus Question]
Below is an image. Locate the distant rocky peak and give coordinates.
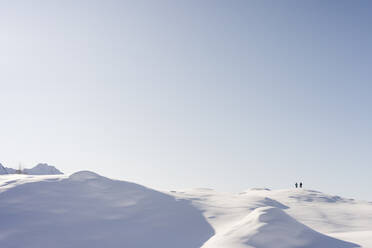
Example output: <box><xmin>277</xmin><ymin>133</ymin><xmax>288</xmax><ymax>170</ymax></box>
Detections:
<box><xmin>23</xmin><ymin>163</ymin><xmax>63</xmax><ymax>175</ymax></box>
<box><xmin>0</xmin><ymin>163</ymin><xmax>8</xmax><ymax>174</ymax></box>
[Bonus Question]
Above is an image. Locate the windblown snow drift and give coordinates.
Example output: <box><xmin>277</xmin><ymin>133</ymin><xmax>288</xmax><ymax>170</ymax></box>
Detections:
<box><xmin>0</xmin><ymin>171</ymin><xmax>213</xmax><ymax>248</ymax></box>
<box><xmin>1</xmin><ymin>171</ymin><xmax>371</xmax><ymax>248</ymax></box>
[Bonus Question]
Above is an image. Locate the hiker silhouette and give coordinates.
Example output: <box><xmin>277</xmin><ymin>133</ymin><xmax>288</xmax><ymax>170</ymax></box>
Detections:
<box><xmin>295</xmin><ymin>183</ymin><xmax>298</xmax><ymax>188</ymax></box>
<box><xmin>300</xmin><ymin>182</ymin><xmax>303</xmax><ymax>188</ymax></box>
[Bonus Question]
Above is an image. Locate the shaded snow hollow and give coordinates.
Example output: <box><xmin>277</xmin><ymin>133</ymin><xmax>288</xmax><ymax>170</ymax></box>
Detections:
<box><xmin>1</xmin><ymin>171</ymin><xmax>371</xmax><ymax>248</ymax></box>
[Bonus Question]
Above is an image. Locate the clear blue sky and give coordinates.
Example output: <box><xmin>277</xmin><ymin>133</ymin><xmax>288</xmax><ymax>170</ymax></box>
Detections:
<box><xmin>1</xmin><ymin>1</ymin><xmax>371</xmax><ymax>200</ymax></box>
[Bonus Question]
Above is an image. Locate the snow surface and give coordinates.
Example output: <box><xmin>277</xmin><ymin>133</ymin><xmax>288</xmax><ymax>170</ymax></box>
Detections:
<box><xmin>0</xmin><ymin>172</ymin><xmax>213</xmax><ymax>248</ymax></box>
<box><xmin>202</xmin><ymin>206</ymin><xmax>356</xmax><ymax>248</ymax></box>
<box><xmin>170</xmin><ymin>188</ymin><xmax>371</xmax><ymax>248</ymax></box>
<box><xmin>1</xmin><ymin>172</ymin><xmax>371</xmax><ymax>248</ymax></box>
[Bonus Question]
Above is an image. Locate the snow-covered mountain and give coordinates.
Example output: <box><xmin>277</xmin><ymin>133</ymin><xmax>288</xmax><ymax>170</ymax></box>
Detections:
<box><xmin>23</xmin><ymin>163</ymin><xmax>63</xmax><ymax>175</ymax></box>
<box><xmin>0</xmin><ymin>163</ymin><xmax>8</xmax><ymax>174</ymax></box>
<box><xmin>0</xmin><ymin>172</ymin><xmax>371</xmax><ymax>248</ymax></box>
<box><xmin>4</xmin><ymin>167</ymin><xmax>16</xmax><ymax>174</ymax></box>
<box><xmin>0</xmin><ymin>163</ymin><xmax>63</xmax><ymax>175</ymax></box>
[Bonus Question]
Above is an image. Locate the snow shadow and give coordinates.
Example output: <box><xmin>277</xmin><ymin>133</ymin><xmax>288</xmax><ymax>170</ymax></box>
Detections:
<box><xmin>0</xmin><ymin>171</ymin><xmax>214</xmax><ymax>248</ymax></box>
<box><xmin>261</xmin><ymin>197</ymin><xmax>289</xmax><ymax>209</ymax></box>
<box><xmin>246</xmin><ymin>207</ymin><xmax>360</xmax><ymax>248</ymax></box>
<box><xmin>289</xmin><ymin>192</ymin><xmax>349</xmax><ymax>203</ymax></box>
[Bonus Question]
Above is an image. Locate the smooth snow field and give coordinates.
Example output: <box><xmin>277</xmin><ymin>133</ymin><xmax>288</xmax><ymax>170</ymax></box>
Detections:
<box><xmin>1</xmin><ymin>172</ymin><xmax>371</xmax><ymax>248</ymax></box>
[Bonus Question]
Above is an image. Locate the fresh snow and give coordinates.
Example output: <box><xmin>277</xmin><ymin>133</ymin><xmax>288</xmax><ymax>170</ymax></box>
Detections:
<box><xmin>202</xmin><ymin>206</ymin><xmax>356</xmax><ymax>248</ymax></box>
<box><xmin>1</xmin><ymin>171</ymin><xmax>371</xmax><ymax>248</ymax></box>
<box><xmin>170</xmin><ymin>188</ymin><xmax>372</xmax><ymax>247</ymax></box>
<box><xmin>0</xmin><ymin>172</ymin><xmax>213</xmax><ymax>248</ymax></box>
<box><xmin>330</xmin><ymin>231</ymin><xmax>372</xmax><ymax>248</ymax></box>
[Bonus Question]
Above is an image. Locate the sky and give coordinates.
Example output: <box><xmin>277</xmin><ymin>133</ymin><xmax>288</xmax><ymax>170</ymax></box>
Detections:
<box><xmin>1</xmin><ymin>0</ymin><xmax>372</xmax><ymax>200</ymax></box>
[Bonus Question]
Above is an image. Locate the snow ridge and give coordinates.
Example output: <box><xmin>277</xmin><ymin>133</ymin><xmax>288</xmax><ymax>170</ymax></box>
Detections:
<box><xmin>1</xmin><ymin>172</ymin><xmax>370</xmax><ymax>248</ymax></box>
<box><xmin>0</xmin><ymin>171</ymin><xmax>213</xmax><ymax>248</ymax></box>
<box><xmin>203</xmin><ymin>206</ymin><xmax>358</xmax><ymax>248</ymax></box>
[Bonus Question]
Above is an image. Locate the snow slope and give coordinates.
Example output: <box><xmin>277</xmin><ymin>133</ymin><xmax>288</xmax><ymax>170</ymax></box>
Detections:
<box><xmin>1</xmin><ymin>172</ymin><xmax>371</xmax><ymax>248</ymax></box>
<box><xmin>330</xmin><ymin>231</ymin><xmax>372</xmax><ymax>248</ymax></box>
<box><xmin>170</xmin><ymin>188</ymin><xmax>372</xmax><ymax>248</ymax></box>
<box><xmin>203</xmin><ymin>206</ymin><xmax>357</xmax><ymax>248</ymax></box>
<box><xmin>0</xmin><ymin>172</ymin><xmax>213</xmax><ymax>248</ymax></box>
<box><xmin>239</xmin><ymin>188</ymin><xmax>372</xmax><ymax>234</ymax></box>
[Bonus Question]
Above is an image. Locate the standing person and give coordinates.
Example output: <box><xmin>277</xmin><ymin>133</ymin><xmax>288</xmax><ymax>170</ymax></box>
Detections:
<box><xmin>300</xmin><ymin>182</ymin><xmax>303</xmax><ymax>188</ymax></box>
<box><xmin>295</xmin><ymin>182</ymin><xmax>298</xmax><ymax>188</ymax></box>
